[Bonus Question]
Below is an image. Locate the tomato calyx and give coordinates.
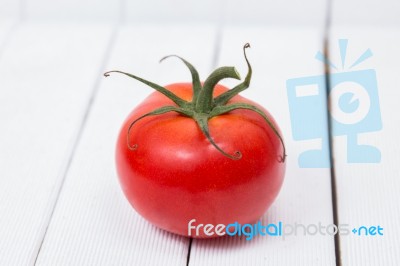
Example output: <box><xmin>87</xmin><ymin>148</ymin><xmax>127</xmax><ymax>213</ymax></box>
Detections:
<box><xmin>104</xmin><ymin>43</ymin><xmax>287</xmax><ymax>162</ymax></box>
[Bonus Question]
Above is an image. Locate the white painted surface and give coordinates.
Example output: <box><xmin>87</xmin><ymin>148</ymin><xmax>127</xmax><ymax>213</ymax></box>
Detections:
<box><xmin>1</xmin><ymin>0</ymin><xmax>327</xmax><ymax>26</ymax></box>
<box><xmin>24</xmin><ymin>0</ymin><xmax>119</xmax><ymax>22</ymax></box>
<box><xmin>0</xmin><ymin>23</ymin><xmax>112</xmax><ymax>265</ymax></box>
<box><xmin>332</xmin><ymin>0</ymin><xmax>400</xmax><ymax>26</ymax></box>
<box><xmin>125</xmin><ymin>0</ymin><xmax>223</xmax><ymax>24</ymax></box>
<box><xmin>188</xmin><ymin>27</ymin><xmax>336</xmax><ymax>266</ymax></box>
<box><xmin>34</xmin><ymin>25</ymin><xmax>217</xmax><ymax>266</ymax></box>
<box><xmin>221</xmin><ymin>0</ymin><xmax>327</xmax><ymax>27</ymax></box>
<box><xmin>0</xmin><ymin>0</ymin><xmax>399</xmax><ymax>264</ymax></box>
<box><xmin>0</xmin><ymin>0</ymin><xmax>20</xmax><ymax>20</ymax></box>
<box><xmin>329</xmin><ymin>28</ymin><xmax>400</xmax><ymax>266</ymax></box>
<box><xmin>0</xmin><ymin>20</ymin><xmax>16</xmax><ymax>47</ymax></box>
<box><xmin>125</xmin><ymin>0</ymin><xmax>327</xmax><ymax>27</ymax></box>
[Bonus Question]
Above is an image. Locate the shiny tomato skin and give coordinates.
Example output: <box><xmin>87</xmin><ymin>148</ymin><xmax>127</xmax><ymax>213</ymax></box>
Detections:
<box><xmin>116</xmin><ymin>83</ymin><xmax>285</xmax><ymax>237</ymax></box>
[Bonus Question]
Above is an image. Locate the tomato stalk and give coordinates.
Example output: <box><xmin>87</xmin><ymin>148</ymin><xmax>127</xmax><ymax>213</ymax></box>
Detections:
<box><xmin>104</xmin><ymin>43</ymin><xmax>286</xmax><ymax>162</ymax></box>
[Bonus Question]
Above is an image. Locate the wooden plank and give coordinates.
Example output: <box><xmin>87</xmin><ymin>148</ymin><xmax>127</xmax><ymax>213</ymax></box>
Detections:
<box><xmin>188</xmin><ymin>27</ymin><xmax>336</xmax><ymax>266</ymax></box>
<box><xmin>0</xmin><ymin>20</ymin><xmax>16</xmax><ymax>49</ymax></box>
<box><xmin>331</xmin><ymin>0</ymin><xmax>400</xmax><ymax>26</ymax></box>
<box><xmin>328</xmin><ymin>27</ymin><xmax>400</xmax><ymax>265</ymax></box>
<box><xmin>34</xmin><ymin>25</ymin><xmax>217</xmax><ymax>266</ymax></box>
<box><xmin>0</xmin><ymin>0</ymin><xmax>20</xmax><ymax>50</ymax></box>
<box><xmin>24</xmin><ymin>0</ymin><xmax>119</xmax><ymax>21</ymax></box>
<box><xmin>125</xmin><ymin>0</ymin><xmax>327</xmax><ymax>27</ymax></box>
<box><xmin>220</xmin><ymin>0</ymin><xmax>327</xmax><ymax>27</ymax></box>
<box><xmin>125</xmin><ymin>0</ymin><xmax>221</xmax><ymax>24</ymax></box>
<box><xmin>0</xmin><ymin>0</ymin><xmax>20</xmax><ymax>20</ymax></box>
<box><xmin>0</xmin><ymin>23</ymin><xmax>112</xmax><ymax>265</ymax></box>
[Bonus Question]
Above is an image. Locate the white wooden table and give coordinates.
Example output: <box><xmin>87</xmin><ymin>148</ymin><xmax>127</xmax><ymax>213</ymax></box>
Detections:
<box><xmin>1</xmin><ymin>0</ymin><xmax>399</xmax><ymax>265</ymax></box>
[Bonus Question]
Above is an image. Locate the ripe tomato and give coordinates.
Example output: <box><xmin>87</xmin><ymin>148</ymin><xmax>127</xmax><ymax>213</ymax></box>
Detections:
<box><xmin>106</xmin><ymin>44</ymin><xmax>286</xmax><ymax>237</ymax></box>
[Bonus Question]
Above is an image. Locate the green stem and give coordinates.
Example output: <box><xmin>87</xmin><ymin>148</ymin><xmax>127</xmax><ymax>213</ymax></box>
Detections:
<box><xmin>195</xmin><ymin>66</ymin><xmax>240</xmax><ymax>113</ymax></box>
<box><xmin>105</xmin><ymin>43</ymin><xmax>286</xmax><ymax>163</ymax></box>
<box><xmin>210</xmin><ymin>103</ymin><xmax>286</xmax><ymax>162</ymax></box>
<box><xmin>214</xmin><ymin>43</ymin><xmax>252</xmax><ymax>105</ymax></box>
<box><xmin>194</xmin><ymin>114</ymin><xmax>242</xmax><ymax>160</ymax></box>
<box><xmin>160</xmin><ymin>55</ymin><xmax>202</xmax><ymax>103</ymax></box>
<box><xmin>104</xmin><ymin>70</ymin><xmax>188</xmax><ymax>108</ymax></box>
<box><xmin>126</xmin><ymin>106</ymin><xmax>193</xmax><ymax>150</ymax></box>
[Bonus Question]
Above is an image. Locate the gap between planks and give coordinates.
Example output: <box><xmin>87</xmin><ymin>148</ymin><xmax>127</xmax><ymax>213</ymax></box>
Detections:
<box><xmin>323</xmin><ymin>0</ymin><xmax>342</xmax><ymax>264</ymax></box>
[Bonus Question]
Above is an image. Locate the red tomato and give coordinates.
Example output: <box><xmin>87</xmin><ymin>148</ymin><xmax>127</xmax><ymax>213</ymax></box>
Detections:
<box><xmin>106</xmin><ymin>44</ymin><xmax>286</xmax><ymax>237</ymax></box>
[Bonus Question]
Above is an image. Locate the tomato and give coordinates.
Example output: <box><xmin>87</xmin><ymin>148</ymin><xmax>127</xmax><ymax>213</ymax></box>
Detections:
<box><xmin>105</xmin><ymin>44</ymin><xmax>286</xmax><ymax>238</ymax></box>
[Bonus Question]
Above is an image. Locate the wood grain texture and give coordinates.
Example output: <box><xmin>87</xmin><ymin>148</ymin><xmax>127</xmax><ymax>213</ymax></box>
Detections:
<box><xmin>0</xmin><ymin>23</ymin><xmax>112</xmax><ymax>265</ymax></box>
<box><xmin>34</xmin><ymin>25</ymin><xmax>217</xmax><ymax>266</ymax></box>
<box><xmin>0</xmin><ymin>0</ymin><xmax>397</xmax><ymax>263</ymax></box>
<box><xmin>188</xmin><ymin>27</ymin><xmax>336</xmax><ymax>266</ymax></box>
<box><xmin>329</xmin><ymin>28</ymin><xmax>400</xmax><ymax>266</ymax></box>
